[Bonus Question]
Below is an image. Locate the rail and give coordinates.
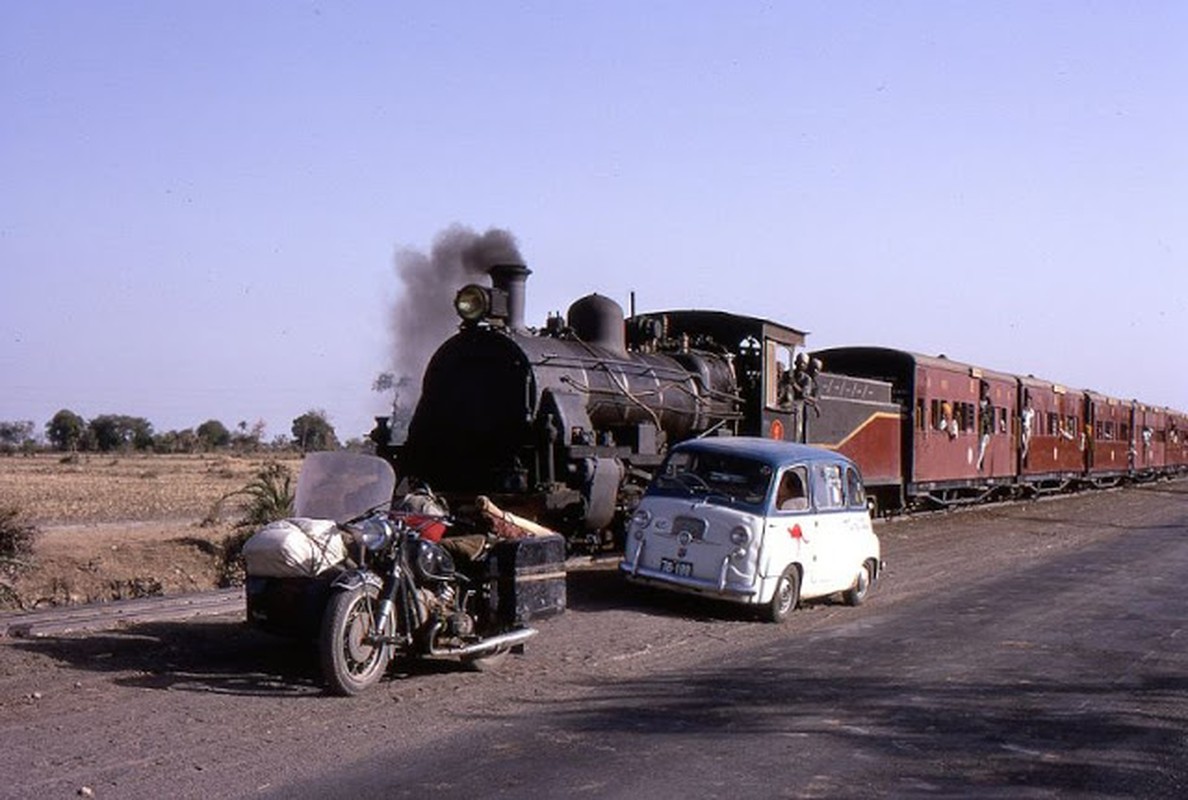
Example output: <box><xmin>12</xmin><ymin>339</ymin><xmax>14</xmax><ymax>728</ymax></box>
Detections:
<box><xmin>0</xmin><ymin>587</ymin><xmax>243</xmax><ymax>639</ymax></box>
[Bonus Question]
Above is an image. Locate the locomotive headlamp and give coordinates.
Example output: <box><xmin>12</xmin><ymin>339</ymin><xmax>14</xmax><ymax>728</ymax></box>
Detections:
<box><xmin>455</xmin><ymin>284</ymin><xmax>491</xmax><ymax>322</ymax></box>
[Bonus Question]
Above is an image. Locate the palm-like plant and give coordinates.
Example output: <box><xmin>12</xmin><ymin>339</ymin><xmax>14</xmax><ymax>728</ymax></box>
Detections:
<box><xmin>215</xmin><ymin>461</ymin><xmax>295</xmax><ymax>586</ymax></box>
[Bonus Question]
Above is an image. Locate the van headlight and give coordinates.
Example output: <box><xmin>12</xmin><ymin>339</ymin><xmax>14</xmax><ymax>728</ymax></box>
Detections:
<box><xmin>729</xmin><ymin>525</ymin><xmax>751</xmax><ymax>546</ymax></box>
<box><xmin>630</xmin><ymin>509</ymin><xmax>652</xmax><ymax>539</ymax></box>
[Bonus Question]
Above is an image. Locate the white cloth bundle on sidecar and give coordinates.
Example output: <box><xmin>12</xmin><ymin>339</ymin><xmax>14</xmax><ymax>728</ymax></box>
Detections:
<box><xmin>242</xmin><ymin>517</ymin><xmax>346</xmax><ymax>578</ymax></box>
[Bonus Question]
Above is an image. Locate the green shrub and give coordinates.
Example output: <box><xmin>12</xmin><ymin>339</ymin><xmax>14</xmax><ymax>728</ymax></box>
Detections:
<box><xmin>1</xmin><ymin>504</ymin><xmax>39</xmax><ymax>607</ymax></box>
<box><xmin>0</xmin><ymin>504</ymin><xmax>38</xmax><ymax>561</ymax></box>
<box><xmin>213</xmin><ymin>461</ymin><xmax>295</xmax><ymax>586</ymax></box>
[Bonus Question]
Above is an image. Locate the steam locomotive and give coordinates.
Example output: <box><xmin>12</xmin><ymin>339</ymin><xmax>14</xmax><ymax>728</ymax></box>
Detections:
<box><xmin>373</xmin><ymin>263</ymin><xmax>1187</xmax><ymax>546</ymax></box>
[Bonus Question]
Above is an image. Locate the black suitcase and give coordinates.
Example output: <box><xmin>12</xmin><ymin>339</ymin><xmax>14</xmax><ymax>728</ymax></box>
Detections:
<box><xmin>488</xmin><ymin>534</ymin><xmax>567</xmax><ymax>625</ymax></box>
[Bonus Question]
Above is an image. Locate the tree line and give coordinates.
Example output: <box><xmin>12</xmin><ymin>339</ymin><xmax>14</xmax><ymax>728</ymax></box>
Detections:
<box><xmin>0</xmin><ymin>409</ymin><xmax>347</xmax><ymax>455</ymax></box>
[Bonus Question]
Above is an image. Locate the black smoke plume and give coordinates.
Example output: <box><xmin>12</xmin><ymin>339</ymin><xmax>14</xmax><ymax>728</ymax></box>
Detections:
<box><xmin>382</xmin><ymin>225</ymin><xmax>524</xmax><ymax>438</ymax></box>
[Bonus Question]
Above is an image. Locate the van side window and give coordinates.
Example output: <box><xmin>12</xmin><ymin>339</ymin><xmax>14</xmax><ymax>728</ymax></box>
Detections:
<box><xmin>774</xmin><ymin>466</ymin><xmax>809</xmax><ymax>512</ymax></box>
<box><xmin>845</xmin><ymin>467</ymin><xmax>865</xmax><ymax>509</ymax></box>
<box><xmin>814</xmin><ymin>463</ymin><xmax>845</xmax><ymax>510</ymax></box>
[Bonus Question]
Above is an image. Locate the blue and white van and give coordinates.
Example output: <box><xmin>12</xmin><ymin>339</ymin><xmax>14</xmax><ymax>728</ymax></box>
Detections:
<box><xmin>621</xmin><ymin>437</ymin><xmax>881</xmax><ymax>622</ymax></box>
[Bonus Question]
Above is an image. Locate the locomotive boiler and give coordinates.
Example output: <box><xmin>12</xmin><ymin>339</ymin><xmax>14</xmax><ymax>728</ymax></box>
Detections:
<box><xmin>378</xmin><ymin>263</ymin><xmax>745</xmax><ymax>544</ymax></box>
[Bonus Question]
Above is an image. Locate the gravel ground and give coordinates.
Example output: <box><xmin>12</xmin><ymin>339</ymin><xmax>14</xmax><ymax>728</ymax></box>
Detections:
<box><xmin>0</xmin><ymin>479</ymin><xmax>1184</xmax><ymax>799</ymax></box>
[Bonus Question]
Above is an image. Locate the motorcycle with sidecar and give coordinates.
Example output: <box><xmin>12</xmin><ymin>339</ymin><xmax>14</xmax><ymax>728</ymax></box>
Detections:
<box><xmin>243</xmin><ymin>451</ymin><xmax>566</xmax><ymax>695</ymax></box>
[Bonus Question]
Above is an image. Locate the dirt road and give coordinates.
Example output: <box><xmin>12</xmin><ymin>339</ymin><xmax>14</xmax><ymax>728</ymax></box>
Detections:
<box><xmin>1</xmin><ymin>481</ymin><xmax>1185</xmax><ymax>799</ymax></box>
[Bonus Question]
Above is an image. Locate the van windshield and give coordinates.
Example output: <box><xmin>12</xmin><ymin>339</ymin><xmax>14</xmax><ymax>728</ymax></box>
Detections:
<box><xmin>650</xmin><ymin>450</ymin><xmax>772</xmax><ymax>512</ymax></box>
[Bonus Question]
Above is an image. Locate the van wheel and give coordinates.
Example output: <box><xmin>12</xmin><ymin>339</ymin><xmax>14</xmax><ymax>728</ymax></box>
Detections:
<box><xmin>763</xmin><ymin>567</ymin><xmax>800</xmax><ymax>623</ymax></box>
<box><xmin>844</xmin><ymin>560</ymin><xmax>876</xmax><ymax>606</ymax></box>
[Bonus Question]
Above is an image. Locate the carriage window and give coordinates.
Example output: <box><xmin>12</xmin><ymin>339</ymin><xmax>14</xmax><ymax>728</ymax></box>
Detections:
<box><xmin>916</xmin><ymin>398</ymin><xmax>927</xmax><ymax>431</ymax></box>
<box><xmin>960</xmin><ymin>402</ymin><xmax>974</xmax><ymax>433</ymax></box>
<box><xmin>814</xmin><ymin>463</ymin><xmax>845</xmax><ymax>510</ymax></box>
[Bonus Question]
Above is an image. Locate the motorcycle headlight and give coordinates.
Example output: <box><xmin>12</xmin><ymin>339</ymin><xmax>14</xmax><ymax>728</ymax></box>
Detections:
<box><xmin>455</xmin><ymin>284</ymin><xmax>491</xmax><ymax>322</ymax></box>
<box><xmin>729</xmin><ymin>525</ymin><xmax>751</xmax><ymax>546</ymax></box>
<box><xmin>359</xmin><ymin>518</ymin><xmax>394</xmax><ymax>551</ymax></box>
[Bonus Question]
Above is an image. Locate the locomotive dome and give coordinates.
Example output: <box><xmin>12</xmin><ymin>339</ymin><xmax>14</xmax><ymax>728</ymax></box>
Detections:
<box><xmin>567</xmin><ymin>293</ymin><xmax>626</xmax><ymax>356</ymax></box>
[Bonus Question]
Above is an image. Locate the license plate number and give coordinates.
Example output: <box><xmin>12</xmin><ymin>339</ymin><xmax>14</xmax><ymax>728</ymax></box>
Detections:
<box><xmin>660</xmin><ymin>558</ymin><xmax>694</xmax><ymax>577</ymax></box>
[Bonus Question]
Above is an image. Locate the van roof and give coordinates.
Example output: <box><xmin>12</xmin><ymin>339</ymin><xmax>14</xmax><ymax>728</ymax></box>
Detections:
<box><xmin>671</xmin><ymin>437</ymin><xmax>853</xmax><ymax>469</ymax></box>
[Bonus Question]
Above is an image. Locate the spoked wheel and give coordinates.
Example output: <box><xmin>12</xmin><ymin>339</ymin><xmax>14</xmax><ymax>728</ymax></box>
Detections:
<box><xmin>844</xmin><ymin>559</ymin><xmax>876</xmax><ymax>606</ymax></box>
<box><xmin>319</xmin><ymin>584</ymin><xmax>394</xmax><ymax>696</ymax></box>
<box><xmin>762</xmin><ymin>566</ymin><xmax>800</xmax><ymax>623</ymax></box>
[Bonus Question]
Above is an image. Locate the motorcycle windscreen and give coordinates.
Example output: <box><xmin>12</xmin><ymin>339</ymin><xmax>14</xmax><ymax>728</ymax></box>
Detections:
<box><xmin>294</xmin><ymin>452</ymin><xmax>397</xmax><ymax>522</ymax></box>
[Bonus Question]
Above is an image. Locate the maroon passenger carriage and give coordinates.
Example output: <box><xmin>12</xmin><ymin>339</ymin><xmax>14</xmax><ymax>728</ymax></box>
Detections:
<box><xmin>1167</xmin><ymin>409</ymin><xmax>1188</xmax><ymax>471</ymax></box>
<box><xmin>1083</xmin><ymin>391</ymin><xmax>1132</xmax><ymax>484</ymax></box>
<box><xmin>811</xmin><ymin>347</ymin><xmax>1018</xmax><ymax>511</ymax></box>
<box><xmin>1132</xmin><ymin>402</ymin><xmax>1168</xmax><ymax>478</ymax></box>
<box><xmin>812</xmin><ymin>347</ymin><xmax>1187</xmax><ymax>509</ymax></box>
<box><xmin>1017</xmin><ymin>375</ymin><xmax>1084</xmax><ymax>491</ymax></box>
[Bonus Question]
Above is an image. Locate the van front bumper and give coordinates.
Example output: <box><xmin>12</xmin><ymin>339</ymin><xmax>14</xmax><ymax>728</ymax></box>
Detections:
<box><xmin>619</xmin><ymin>561</ymin><xmax>759</xmax><ymax>600</ymax></box>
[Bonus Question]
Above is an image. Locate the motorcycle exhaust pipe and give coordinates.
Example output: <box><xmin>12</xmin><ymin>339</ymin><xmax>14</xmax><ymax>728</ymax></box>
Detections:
<box><xmin>429</xmin><ymin>626</ymin><xmax>538</xmax><ymax>658</ymax></box>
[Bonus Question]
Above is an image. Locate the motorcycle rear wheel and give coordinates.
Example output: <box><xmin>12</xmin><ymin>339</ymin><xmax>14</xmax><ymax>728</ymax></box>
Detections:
<box><xmin>319</xmin><ymin>584</ymin><xmax>394</xmax><ymax>696</ymax></box>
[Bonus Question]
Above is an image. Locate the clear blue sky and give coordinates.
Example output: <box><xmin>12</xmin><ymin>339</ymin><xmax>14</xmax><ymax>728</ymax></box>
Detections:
<box><xmin>3</xmin><ymin>1</ymin><xmax>1185</xmax><ymax>442</ymax></box>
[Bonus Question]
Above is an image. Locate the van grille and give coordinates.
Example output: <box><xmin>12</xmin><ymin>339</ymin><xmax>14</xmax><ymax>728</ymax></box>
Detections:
<box><xmin>673</xmin><ymin>516</ymin><xmax>707</xmax><ymax>540</ymax></box>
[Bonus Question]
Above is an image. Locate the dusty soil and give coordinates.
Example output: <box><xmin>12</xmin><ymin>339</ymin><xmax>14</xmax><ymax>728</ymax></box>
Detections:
<box><xmin>0</xmin><ymin>479</ymin><xmax>1184</xmax><ymax>800</ymax></box>
<box><xmin>0</xmin><ymin>453</ymin><xmax>303</xmax><ymax>609</ymax></box>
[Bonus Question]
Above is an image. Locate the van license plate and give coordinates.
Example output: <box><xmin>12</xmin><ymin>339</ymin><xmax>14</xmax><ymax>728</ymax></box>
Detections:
<box><xmin>660</xmin><ymin>558</ymin><xmax>693</xmax><ymax>577</ymax></box>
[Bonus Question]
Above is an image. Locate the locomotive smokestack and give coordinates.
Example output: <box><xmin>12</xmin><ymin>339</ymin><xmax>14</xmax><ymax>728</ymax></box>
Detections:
<box><xmin>489</xmin><ymin>263</ymin><xmax>532</xmax><ymax>332</ymax></box>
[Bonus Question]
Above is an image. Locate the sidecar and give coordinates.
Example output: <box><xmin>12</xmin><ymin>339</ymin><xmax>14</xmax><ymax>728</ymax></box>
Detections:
<box><xmin>243</xmin><ymin>451</ymin><xmax>397</xmax><ymax>639</ymax></box>
<box><xmin>243</xmin><ymin>516</ymin><xmax>347</xmax><ymax>639</ymax></box>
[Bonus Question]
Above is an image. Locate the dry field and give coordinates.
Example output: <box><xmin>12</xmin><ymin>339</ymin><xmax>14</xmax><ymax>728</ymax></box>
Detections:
<box><xmin>0</xmin><ymin>452</ymin><xmax>303</xmax><ymax>610</ymax></box>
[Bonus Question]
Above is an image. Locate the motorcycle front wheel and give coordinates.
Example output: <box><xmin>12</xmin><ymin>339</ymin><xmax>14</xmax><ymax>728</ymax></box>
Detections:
<box><xmin>319</xmin><ymin>584</ymin><xmax>394</xmax><ymax>696</ymax></box>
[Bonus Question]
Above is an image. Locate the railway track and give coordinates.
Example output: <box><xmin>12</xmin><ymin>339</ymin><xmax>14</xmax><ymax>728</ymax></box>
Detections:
<box><xmin>0</xmin><ymin>587</ymin><xmax>243</xmax><ymax>639</ymax></box>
